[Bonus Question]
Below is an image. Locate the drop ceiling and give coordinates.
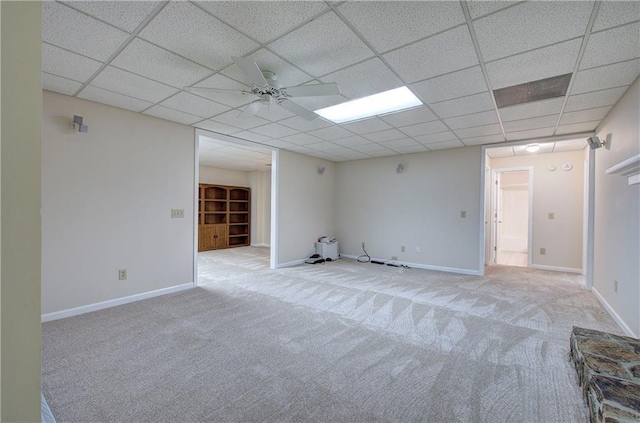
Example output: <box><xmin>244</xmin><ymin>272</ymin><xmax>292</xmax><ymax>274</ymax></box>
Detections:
<box><xmin>43</xmin><ymin>1</ymin><xmax>640</xmax><ymax>164</ymax></box>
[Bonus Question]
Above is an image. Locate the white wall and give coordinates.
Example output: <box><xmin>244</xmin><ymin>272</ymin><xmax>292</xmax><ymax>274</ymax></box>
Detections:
<box><xmin>199</xmin><ymin>165</ymin><xmax>250</xmax><ymax>186</ymax></box>
<box><xmin>42</xmin><ymin>91</ymin><xmax>195</xmax><ymax>315</ymax></box>
<box><xmin>491</xmin><ymin>150</ymin><xmax>585</xmax><ymax>271</ymax></box>
<box><xmin>1</xmin><ymin>2</ymin><xmax>42</xmax><ymax>420</ymax></box>
<box><xmin>277</xmin><ymin>150</ymin><xmax>334</xmax><ymax>265</ymax></box>
<box><xmin>592</xmin><ymin>79</ymin><xmax>639</xmax><ymax>337</ymax></box>
<box><xmin>335</xmin><ymin>147</ymin><xmax>482</xmax><ymax>273</ymax></box>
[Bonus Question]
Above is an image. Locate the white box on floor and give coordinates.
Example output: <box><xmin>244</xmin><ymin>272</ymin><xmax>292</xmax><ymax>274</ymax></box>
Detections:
<box><xmin>316</xmin><ymin>241</ymin><xmax>339</xmax><ymax>260</ymax></box>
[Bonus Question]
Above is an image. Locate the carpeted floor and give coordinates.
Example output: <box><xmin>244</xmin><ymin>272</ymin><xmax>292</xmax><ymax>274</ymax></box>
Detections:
<box><xmin>42</xmin><ymin>247</ymin><xmax>621</xmax><ymax>422</ymax></box>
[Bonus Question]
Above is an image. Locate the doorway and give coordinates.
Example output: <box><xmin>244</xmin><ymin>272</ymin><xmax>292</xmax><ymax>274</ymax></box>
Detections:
<box><xmin>490</xmin><ymin>167</ymin><xmax>533</xmax><ymax>267</ymax></box>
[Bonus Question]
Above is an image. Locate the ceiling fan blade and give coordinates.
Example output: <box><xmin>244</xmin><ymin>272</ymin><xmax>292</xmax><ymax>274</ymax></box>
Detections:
<box><xmin>279</xmin><ymin>99</ymin><xmax>318</xmax><ymax>121</ymax></box>
<box><xmin>283</xmin><ymin>83</ymin><xmax>341</xmax><ymax>97</ymax></box>
<box><xmin>239</xmin><ymin>101</ymin><xmax>262</xmax><ymax>119</ymax></box>
<box><xmin>233</xmin><ymin>57</ymin><xmax>268</xmax><ymax>87</ymax></box>
<box><xmin>184</xmin><ymin>86</ymin><xmax>250</xmax><ymax>95</ymax></box>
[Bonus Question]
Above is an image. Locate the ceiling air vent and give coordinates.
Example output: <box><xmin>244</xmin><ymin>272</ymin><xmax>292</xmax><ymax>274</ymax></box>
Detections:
<box><xmin>493</xmin><ymin>73</ymin><xmax>572</xmax><ymax>108</ymax></box>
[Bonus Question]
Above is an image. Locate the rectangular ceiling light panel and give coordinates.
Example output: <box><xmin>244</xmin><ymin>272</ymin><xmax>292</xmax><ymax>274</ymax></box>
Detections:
<box><xmin>315</xmin><ymin>86</ymin><xmax>423</xmax><ymax>124</ymax></box>
<box><xmin>494</xmin><ymin>73</ymin><xmax>572</xmax><ymax>108</ymax></box>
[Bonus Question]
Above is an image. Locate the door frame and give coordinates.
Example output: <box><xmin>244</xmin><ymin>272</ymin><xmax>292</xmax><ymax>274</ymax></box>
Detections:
<box><xmin>193</xmin><ymin>129</ymin><xmax>279</xmax><ymax>286</ymax></box>
<box><xmin>490</xmin><ymin>166</ymin><xmax>534</xmax><ymax>266</ymax></box>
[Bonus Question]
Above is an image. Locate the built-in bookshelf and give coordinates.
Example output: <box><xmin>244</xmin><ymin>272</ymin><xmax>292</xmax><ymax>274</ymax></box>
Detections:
<box><xmin>198</xmin><ymin>184</ymin><xmax>250</xmax><ymax>251</ymax></box>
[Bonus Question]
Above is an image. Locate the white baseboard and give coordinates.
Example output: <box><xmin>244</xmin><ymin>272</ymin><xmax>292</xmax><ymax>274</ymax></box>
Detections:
<box><xmin>41</xmin><ymin>282</ymin><xmax>195</xmax><ymax>323</ymax></box>
<box><xmin>591</xmin><ymin>287</ymin><xmax>637</xmax><ymax>338</ymax></box>
<box><xmin>530</xmin><ymin>264</ymin><xmax>583</xmax><ymax>274</ymax></box>
<box><xmin>339</xmin><ymin>255</ymin><xmax>482</xmax><ymax>276</ymax></box>
<box><xmin>251</xmin><ymin>243</ymin><xmax>270</xmax><ymax>248</ymax></box>
<box><xmin>276</xmin><ymin>258</ymin><xmax>307</xmax><ymax>268</ymax></box>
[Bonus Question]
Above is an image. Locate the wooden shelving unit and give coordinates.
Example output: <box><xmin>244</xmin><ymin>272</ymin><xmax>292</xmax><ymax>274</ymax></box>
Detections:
<box><xmin>198</xmin><ymin>184</ymin><xmax>250</xmax><ymax>252</ymax></box>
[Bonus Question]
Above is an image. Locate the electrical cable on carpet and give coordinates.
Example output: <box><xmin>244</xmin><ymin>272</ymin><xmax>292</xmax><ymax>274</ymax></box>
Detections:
<box><xmin>357</xmin><ymin>244</ymin><xmax>371</xmax><ymax>263</ymax></box>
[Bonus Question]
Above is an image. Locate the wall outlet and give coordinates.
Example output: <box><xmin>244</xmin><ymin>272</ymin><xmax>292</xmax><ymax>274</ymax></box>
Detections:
<box><xmin>415</xmin><ymin>246</ymin><xmax>421</xmax><ymax>253</ymax></box>
<box><xmin>548</xmin><ymin>212</ymin><xmax>555</xmax><ymax>220</ymax></box>
<box><xmin>461</xmin><ymin>210</ymin><xmax>467</xmax><ymax>218</ymax></box>
<box><xmin>171</xmin><ymin>209</ymin><xmax>184</xmax><ymax>218</ymax></box>
<box><xmin>391</xmin><ymin>256</ymin><xmax>398</xmax><ymax>261</ymax></box>
<box><xmin>118</xmin><ymin>269</ymin><xmax>127</xmax><ymax>280</ymax></box>
<box><xmin>614</xmin><ymin>280</ymin><xmax>618</xmax><ymax>293</ymax></box>
<box><xmin>540</xmin><ymin>248</ymin><xmax>546</xmax><ymax>255</ymax></box>
<box><xmin>401</xmin><ymin>245</ymin><xmax>405</xmax><ymax>252</ymax></box>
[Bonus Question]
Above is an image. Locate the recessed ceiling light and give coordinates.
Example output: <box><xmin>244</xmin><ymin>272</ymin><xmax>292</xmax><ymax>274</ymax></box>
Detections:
<box><xmin>525</xmin><ymin>144</ymin><xmax>540</xmax><ymax>153</ymax></box>
<box><xmin>315</xmin><ymin>87</ymin><xmax>423</xmax><ymax>124</ymax></box>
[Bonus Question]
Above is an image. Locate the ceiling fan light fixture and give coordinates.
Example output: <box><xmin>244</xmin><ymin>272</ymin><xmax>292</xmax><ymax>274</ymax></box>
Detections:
<box><xmin>315</xmin><ymin>87</ymin><xmax>422</xmax><ymax>124</ymax></box>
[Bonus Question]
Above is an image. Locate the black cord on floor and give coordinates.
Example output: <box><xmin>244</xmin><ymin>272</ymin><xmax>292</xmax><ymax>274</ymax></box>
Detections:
<box><xmin>357</xmin><ymin>245</ymin><xmax>371</xmax><ymax>263</ymax></box>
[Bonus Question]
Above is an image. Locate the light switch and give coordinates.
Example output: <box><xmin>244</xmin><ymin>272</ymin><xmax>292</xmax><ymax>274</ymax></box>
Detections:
<box><xmin>461</xmin><ymin>211</ymin><xmax>467</xmax><ymax>218</ymax></box>
<box><xmin>548</xmin><ymin>212</ymin><xmax>554</xmax><ymax>219</ymax></box>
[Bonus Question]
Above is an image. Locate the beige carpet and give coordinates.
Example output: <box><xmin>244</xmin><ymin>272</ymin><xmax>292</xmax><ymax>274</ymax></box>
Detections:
<box><xmin>42</xmin><ymin>247</ymin><xmax>621</xmax><ymax>422</ymax></box>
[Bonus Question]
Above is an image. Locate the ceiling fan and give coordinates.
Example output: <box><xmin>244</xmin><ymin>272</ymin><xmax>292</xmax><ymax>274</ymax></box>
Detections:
<box><xmin>185</xmin><ymin>57</ymin><xmax>342</xmax><ymax>121</ymax></box>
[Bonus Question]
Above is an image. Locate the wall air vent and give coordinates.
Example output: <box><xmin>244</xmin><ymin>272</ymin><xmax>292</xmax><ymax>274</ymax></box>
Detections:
<box><xmin>493</xmin><ymin>73</ymin><xmax>572</xmax><ymax>108</ymax></box>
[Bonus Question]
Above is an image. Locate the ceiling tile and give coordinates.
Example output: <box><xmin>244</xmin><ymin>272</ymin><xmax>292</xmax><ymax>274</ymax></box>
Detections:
<box><xmin>592</xmin><ymin>1</ymin><xmax>640</xmax><ymax>32</ymax></box>
<box><xmin>78</xmin><ymin>85</ymin><xmax>153</xmax><ymax>112</ymax></box>
<box><xmin>43</xmin><ymin>2</ymin><xmax>129</xmax><ymax>61</ymax></box>
<box><xmin>61</xmin><ymin>1</ymin><xmax>162</xmax><ymax>32</ymax></box>
<box><xmin>333</xmin><ymin>152</ymin><xmax>371</xmax><ymax>161</ymax></box>
<box><xmin>160</xmin><ymin>92</ymin><xmax>230</xmax><ymax>118</ymax></box>
<box><xmin>285</xmin><ymin>144</ymin><xmax>315</xmax><ymax>155</ymax></box>
<box><xmin>143</xmin><ymin>105</ymin><xmax>202</xmax><ymax>125</ymax></box>
<box><xmin>364</xmin><ymin>128</ymin><xmax>407</xmax><ymax>142</ymax></box>
<box><xmin>338</xmin><ymin>1</ymin><xmax>465</xmax><ymax>53</ymax></box>
<box><xmin>505</xmin><ymin>127</ymin><xmax>555</xmax><ymax>141</ymax></box>
<box><xmin>308</xmin><ymin>125</ymin><xmax>354</xmax><ymax>141</ymax></box>
<box><xmin>195</xmin><ymin>1</ymin><xmax>328</xmax><ymax>43</ymax></box>
<box><xmin>580</xmin><ymin>22</ymin><xmax>640</xmax><ymax>70</ymax></box>
<box><xmin>498</xmin><ymin>98</ymin><xmax>564</xmax><ymax>122</ymax></box>
<box><xmin>305</xmin><ymin>141</ymin><xmax>343</xmax><ymax>151</ymax></box>
<box><xmin>221</xmin><ymin>49</ymin><xmax>313</xmax><ymax>88</ymax></box>
<box><xmin>340</xmin><ymin>118</ymin><xmax>392</xmax><ymax>135</ymax></box>
<box><xmin>485</xmin><ymin>146</ymin><xmax>514</xmax><ymax>158</ymax></box>
<box><xmin>414</xmin><ymin>131</ymin><xmax>458</xmax><ymax>145</ymax></box>
<box><xmin>194</xmin><ymin>119</ymin><xmax>242</xmax><ymax>135</ymax></box>
<box><xmin>379</xmin><ymin>106</ymin><xmax>438</xmax><ymax>127</ymax></box>
<box><xmin>570</xmin><ymin>59</ymin><xmax>640</xmax><ymax>94</ymax></box>
<box><xmin>399</xmin><ymin>120</ymin><xmax>449</xmax><ymax>137</ymax></box>
<box><xmin>139</xmin><ymin>2</ymin><xmax>258</xmax><ymax>70</ymax></box>
<box><xmin>250</xmin><ymin>123</ymin><xmax>299</xmax><ymax>138</ymax></box>
<box><xmin>383</xmin><ymin>25</ymin><xmax>479</xmax><ymax>83</ymax></box>
<box><xmin>350</xmin><ymin>143</ymin><xmax>395</xmax><ymax>153</ymax></box>
<box><xmin>428</xmin><ymin>140</ymin><xmax>466</xmax><ymax>150</ymax></box>
<box><xmin>262</xmin><ymin>139</ymin><xmax>298</xmax><ymax>149</ymax></box>
<box><xmin>42</xmin><ymin>73</ymin><xmax>83</xmax><ymax>95</ymax></box>
<box><xmin>393</xmin><ymin>144</ymin><xmax>431</xmax><ymax>154</ymax></box>
<box><xmin>559</xmin><ymin>106</ymin><xmax>611</xmax><ymax>125</ymax></box>
<box><xmin>321</xmin><ymin>58</ymin><xmax>403</xmax><ymax>100</ymax></box>
<box><xmin>410</xmin><ymin>66</ymin><xmax>488</xmax><ymax>103</ymax></box>
<box><xmin>430</xmin><ymin>92</ymin><xmax>495</xmax><ymax>118</ymax></box>
<box><xmin>473</xmin><ymin>1</ymin><xmax>593</xmax><ymax>62</ymax></box>
<box><xmin>191</xmin><ymin>74</ymin><xmax>253</xmax><ymax>108</ymax></box>
<box><xmin>268</xmin><ymin>12</ymin><xmax>374</xmax><ymax>77</ymax></box>
<box><xmin>555</xmin><ymin>120</ymin><xmax>600</xmax><ymax>135</ymax></box>
<box><xmin>212</xmin><ymin>110</ymin><xmax>270</xmax><ymax>130</ymax></box>
<box><xmin>564</xmin><ymin>87</ymin><xmax>627</xmax><ymax>112</ymax></box>
<box><xmin>486</xmin><ymin>38</ymin><xmax>582</xmax><ymax>90</ymax></box>
<box><xmin>232</xmin><ymin>131</ymin><xmax>273</xmax><ymax>143</ymax></box>
<box><xmin>461</xmin><ymin>134</ymin><xmax>506</xmax><ymax>146</ymax></box>
<box><xmin>278</xmin><ymin>116</ymin><xmax>333</xmax><ymax>132</ymax></box>
<box><xmin>553</xmin><ymin>139</ymin><xmax>587</xmax><ymax>152</ymax></box>
<box><xmin>444</xmin><ymin>110</ymin><xmax>499</xmax><ymax>130</ymax></box>
<box><xmin>367</xmin><ymin>149</ymin><xmax>400</xmax><ymax>158</ymax></box>
<box><xmin>331</xmin><ymin>136</ymin><xmax>372</xmax><ymax>148</ymax></box>
<box><xmin>112</xmin><ymin>39</ymin><xmax>212</xmax><ymax>88</ymax></box>
<box><xmin>42</xmin><ymin>43</ymin><xmax>102</xmax><ymax>82</ymax></box>
<box><xmin>503</xmin><ymin>115</ymin><xmax>559</xmax><ymax>132</ymax></box>
<box><xmin>467</xmin><ymin>1</ymin><xmax>520</xmax><ymax>19</ymax></box>
<box><xmin>92</xmin><ymin>66</ymin><xmax>179</xmax><ymax>103</ymax></box>
<box><xmin>280</xmin><ymin>133</ymin><xmax>323</xmax><ymax>146</ymax></box>
<box><xmin>454</xmin><ymin>123</ymin><xmax>503</xmax><ymax>138</ymax></box>
<box><xmin>379</xmin><ymin>138</ymin><xmax>421</xmax><ymax>150</ymax></box>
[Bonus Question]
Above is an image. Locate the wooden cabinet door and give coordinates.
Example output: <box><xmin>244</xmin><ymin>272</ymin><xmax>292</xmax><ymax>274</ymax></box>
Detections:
<box><xmin>199</xmin><ymin>226</ymin><xmax>216</xmax><ymax>251</ymax></box>
<box><xmin>213</xmin><ymin>224</ymin><xmax>228</xmax><ymax>249</ymax></box>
